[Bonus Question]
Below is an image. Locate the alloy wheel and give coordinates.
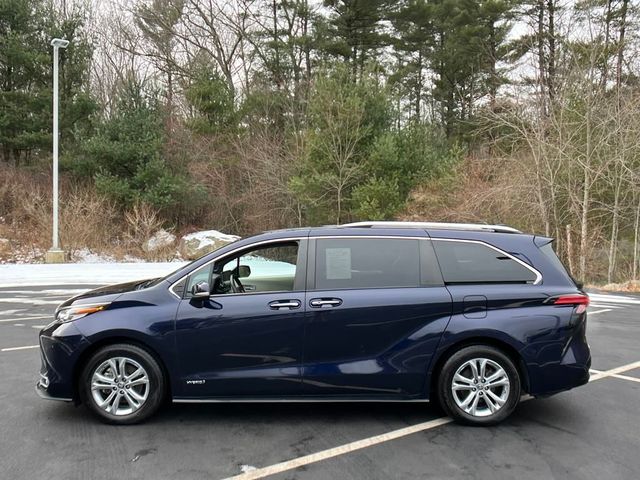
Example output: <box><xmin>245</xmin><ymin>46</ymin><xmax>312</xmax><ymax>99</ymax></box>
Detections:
<box><xmin>90</xmin><ymin>356</ymin><xmax>150</xmax><ymax>416</ymax></box>
<box><xmin>451</xmin><ymin>357</ymin><xmax>510</xmax><ymax>417</ymax></box>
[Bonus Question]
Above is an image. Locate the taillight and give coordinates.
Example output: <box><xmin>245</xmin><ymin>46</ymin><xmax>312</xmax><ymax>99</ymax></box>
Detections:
<box><xmin>547</xmin><ymin>294</ymin><xmax>590</xmax><ymax>314</ymax></box>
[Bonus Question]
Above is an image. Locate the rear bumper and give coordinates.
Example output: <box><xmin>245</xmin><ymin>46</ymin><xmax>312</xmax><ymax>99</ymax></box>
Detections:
<box><xmin>529</xmin><ymin>356</ymin><xmax>591</xmax><ymax>397</ymax></box>
<box><xmin>527</xmin><ymin>320</ymin><xmax>592</xmax><ymax>396</ymax></box>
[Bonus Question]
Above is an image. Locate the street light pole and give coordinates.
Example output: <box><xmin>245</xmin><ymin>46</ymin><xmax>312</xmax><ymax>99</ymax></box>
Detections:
<box><xmin>46</xmin><ymin>38</ymin><xmax>69</xmax><ymax>264</ymax></box>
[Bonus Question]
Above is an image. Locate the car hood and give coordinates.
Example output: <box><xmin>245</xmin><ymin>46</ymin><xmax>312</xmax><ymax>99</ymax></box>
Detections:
<box><xmin>56</xmin><ymin>279</ymin><xmax>158</xmax><ymax>311</ymax></box>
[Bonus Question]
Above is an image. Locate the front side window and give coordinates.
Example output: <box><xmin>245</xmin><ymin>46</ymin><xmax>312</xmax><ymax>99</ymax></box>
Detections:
<box><xmin>186</xmin><ymin>241</ymin><xmax>300</xmax><ymax>296</ymax></box>
<box><xmin>433</xmin><ymin>240</ymin><xmax>538</xmax><ymax>284</ymax></box>
<box><xmin>314</xmin><ymin>238</ymin><xmax>441</xmax><ymax>290</ymax></box>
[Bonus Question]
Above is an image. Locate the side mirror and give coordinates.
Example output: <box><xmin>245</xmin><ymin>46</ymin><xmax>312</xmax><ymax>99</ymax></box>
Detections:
<box><xmin>236</xmin><ymin>265</ymin><xmax>251</xmax><ymax>278</ymax></box>
<box><xmin>191</xmin><ymin>281</ymin><xmax>210</xmax><ymax>298</ymax></box>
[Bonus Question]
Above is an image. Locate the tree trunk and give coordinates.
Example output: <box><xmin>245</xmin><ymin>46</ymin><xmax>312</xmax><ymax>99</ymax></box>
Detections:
<box><xmin>537</xmin><ymin>0</ymin><xmax>546</xmax><ymax>113</ymax></box>
<box><xmin>547</xmin><ymin>0</ymin><xmax>556</xmax><ymax>101</ymax></box>
<box><xmin>601</xmin><ymin>0</ymin><xmax>613</xmax><ymax>87</ymax></box>
<box><xmin>607</xmin><ymin>192</ymin><xmax>620</xmax><ymax>284</ymax></box>
<box><xmin>565</xmin><ymin>224</ymin><xmax>574</xmax><ymax>275</ymax></box>
<box><xmin>303</xmin><ymin>0</ymin><xmax>311</xmax><ymax>82</ymax></box>
<box><xmin>616</xmin><ymin>0</ymin><xmax>629</xmax><ymax>91</ymax></box>
<box><xmin>579</xmin><ymin>167</ymin><xmax>590</xmax><ymax>281</ymax></box>
<box><xmin>633</xmin><ymin>197</ymin><xmax>640</xmax><ymax>280</ymax></box>
<box><xmin>488</xmin><ymin>21</ymin><xmax>497</xmax><ymax>110</ymax></box>
<box><xmin>416</xmin><ymin>49</ymin><xmax>422</xmax><ymax>121</ymax></box>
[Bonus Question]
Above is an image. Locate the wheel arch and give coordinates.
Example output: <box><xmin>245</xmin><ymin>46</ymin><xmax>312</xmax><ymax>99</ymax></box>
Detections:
<box><xmin>428</xmin><ymin>336</ymin><xmax>530</xmax><ymax>398</ymax></box>
<box><xmin>72</xmin><ymin>335</ymin><xmax>172</xmax><ymax>404</ymax></box>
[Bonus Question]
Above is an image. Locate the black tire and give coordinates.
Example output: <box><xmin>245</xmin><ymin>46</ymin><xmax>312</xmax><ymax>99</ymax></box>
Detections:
<box><xmin>437</xmin><ymin>345</ymin><xmax>521</xmax><ymax>426</ymax></box>
<box><xmin>80</xmin><ymin>343</ymin><xmax>165</xmax><ymax>425</ymax></box>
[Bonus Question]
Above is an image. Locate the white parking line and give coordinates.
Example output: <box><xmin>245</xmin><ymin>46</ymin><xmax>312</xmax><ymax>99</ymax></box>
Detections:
<box><xmin>590</xmin><ymin>368</ymin><xmax>640</xmax><ymax>384</ymax></box>
<box><xmin>1</xmin><ymin>345</ymin><xmax>39</xmax><ymax>352</ymax></box>
<box><xmin>0</xmin><ymin>309</ymin><xmax>27</xmax><ymax>316</ymax></box>
<box><xmin>587</xmin><ymin>361</ymin><xmax>640</xmax><ymax>381</ymax></box>
<box><xmin>0</xmin><ymin>289</ymin><xmax>86</xmax><ymax>295</ymax></box>
<box><xmin>611</xmin><ymin>374</ymin><xmax>640</xmax><ymax>384</ymax></box>
<box><xmin>224</xmin><ymin>417</ymin><xmax>454</xmax><ymax>480</ymax></box>
<box><xmin>0</xmin><ymin>298</ymin><xmax>61</xmax><ymax>305</ymax></box>
<box><xmin>589</xmin><ymin>309</ymin><xmax>613</xmax><ymax>315</ymax></box>
<box><xmin>0</xmin><ymin>315</ymin><xmax>52</xmax><ymax>323</ymax></box>
<box><xmin>588</xmin><ymin>294</ymin><xmax>640</xmax><ymax>305</ymax></box>
<box><xmin>222</xmin><ymin>359</ymin><xmax>640</xmax><ymax>480</ymax></box>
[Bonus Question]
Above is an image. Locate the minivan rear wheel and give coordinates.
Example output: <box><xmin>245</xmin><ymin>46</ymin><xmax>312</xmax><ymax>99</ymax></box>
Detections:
<box><xmin>80</xmin><ymin>344</ymin><xmax>165</xmax><ymax>425</ymax></box>
<box><xmin>437</xmin><ymin>345</ymin><xmax>521</xmax><ymax>425</ymax></box>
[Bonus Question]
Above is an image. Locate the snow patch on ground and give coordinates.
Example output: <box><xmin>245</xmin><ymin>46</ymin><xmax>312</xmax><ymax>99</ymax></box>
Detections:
<box><xmin>72</xmin><ymin>248</ymin><xmax>150</xmax><ymax>264</ymax></box>
<box><xmin>0</xmin><ymin>262</ymin><xmax>188</xmax><ymax>287</ymax></box>
<box><xmin>73</xmin><ymin>248</ymin><xmax>117</xmax><ymax>263</ymax></box>
<box><xmin>0</xmin><ymin>245</ymin><xmax>45</xmax><ymax>264</ymax></box>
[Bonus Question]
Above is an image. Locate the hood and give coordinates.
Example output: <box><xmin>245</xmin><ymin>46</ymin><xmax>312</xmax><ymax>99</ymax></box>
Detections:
<box><xmin>56</xmin><ymin>278</ymin><xmax>158</xmax><ymax>311</ymax></box>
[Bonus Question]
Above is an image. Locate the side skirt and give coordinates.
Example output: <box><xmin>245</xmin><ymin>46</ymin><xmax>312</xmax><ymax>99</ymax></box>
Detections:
<box><xmin>172</xmin><ymin>397</ymin><xmax>431</xmax><ymax>403</ymax></box>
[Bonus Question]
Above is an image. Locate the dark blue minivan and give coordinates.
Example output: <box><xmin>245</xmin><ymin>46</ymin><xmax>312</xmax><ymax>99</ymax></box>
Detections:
<box><xmin>37</xmin><ymin>222</ymin><xmax>591</xmax><ymax>425</ymax></box>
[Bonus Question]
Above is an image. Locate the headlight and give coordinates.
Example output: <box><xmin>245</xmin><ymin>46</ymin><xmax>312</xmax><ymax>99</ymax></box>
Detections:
<box><xmin>55</xmin><ymin>303</ymin><xmax>109</xmax><ymax>323</ymax></box>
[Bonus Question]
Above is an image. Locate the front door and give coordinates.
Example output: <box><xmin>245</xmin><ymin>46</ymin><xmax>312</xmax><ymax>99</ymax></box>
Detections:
<box><xmin>302</xmin><ymin>236</ymin><xmax>452</xmax><ymax>397</ymax></box>
<box><xmin>175</xmin><ymin>239</ymin><xmax>307</xmax><ymax>398</ymax></box>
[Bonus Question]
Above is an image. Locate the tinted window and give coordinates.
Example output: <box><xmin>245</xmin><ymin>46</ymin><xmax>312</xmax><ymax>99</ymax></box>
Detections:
<box><xmin>433</xmin><ymin>240</ymin><xmax>537</xmax><ymax>284</ymax></box>
<box><xmin>217</xmin><ymin>243</ymin><xmax>299</xmax><ymax>293</ymax></box>
<box><xmin>539</xmin><ymin>242</ymin><xmax>574</xmax><ymax>285</ymax></box>
<box><xmin>314</xmin><ymin>238</ymin><xmax>442</xmax><ymax>290</ymax></box>
<box><xmin>186</xmin><ymin>241</ymin><xmax>299</xmax><ymax>296</ymax></box>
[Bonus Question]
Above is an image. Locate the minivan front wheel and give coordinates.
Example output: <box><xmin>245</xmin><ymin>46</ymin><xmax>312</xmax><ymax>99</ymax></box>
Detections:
<box><xmin>80</xmin><ymin>344</ymin><xmax>165</xmax><ymax>424</ymax></box>
<box><xmin>438</xmin><ymin>345</ymin><xmax>521</xmax><ymax>425</ymax></box>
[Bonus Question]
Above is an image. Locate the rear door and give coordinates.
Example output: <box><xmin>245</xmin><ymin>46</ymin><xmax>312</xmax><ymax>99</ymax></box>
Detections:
<box><xmin>302</xmin><ymin>234</ymin><xmax>452</xmax><ymax>397</ymax></box>
<box><xmin>431</xmin><ymin>238</ymin><xmax>544</xmax><ymax>317</ymax></box>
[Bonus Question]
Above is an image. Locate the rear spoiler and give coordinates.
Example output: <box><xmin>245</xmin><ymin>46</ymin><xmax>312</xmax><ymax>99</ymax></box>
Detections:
<box><xmin>533</xmin><ymin>236</ymin><xmax>553</xmax><ymax>247</ymax></box>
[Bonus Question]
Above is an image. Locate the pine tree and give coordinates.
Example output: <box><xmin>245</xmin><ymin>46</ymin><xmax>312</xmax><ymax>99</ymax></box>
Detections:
<box><xmin>389</xmin><ymin>0</ymin><xmax>435</xmax><ymax>123</ymax></box>
<box><xmin>319</xmin><ymin>0</ymin><xmax>394</xmax><ymax>80</ymax></box>
<box><xmin>0</xmin><ymin>0</ymin><xmax>95</xmax><ymax>164</ymax></box>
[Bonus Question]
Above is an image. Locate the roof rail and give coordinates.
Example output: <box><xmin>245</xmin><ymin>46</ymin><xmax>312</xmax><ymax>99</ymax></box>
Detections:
<box><xmin>338</xmin><ymin>221</ymin><xmax>522</xmax><ymax>234</ymax></box>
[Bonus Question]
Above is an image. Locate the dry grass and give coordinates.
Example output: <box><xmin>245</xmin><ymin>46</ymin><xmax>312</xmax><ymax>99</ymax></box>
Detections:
<box><xmin>587</xmin><ymin>280</ymin><xmax>640</xmax><ymax>293</ymax></box>
<box><xmin>0</xmin><ymin>165</ymin><xmax>177</xmax><ymax>262</ymax></box>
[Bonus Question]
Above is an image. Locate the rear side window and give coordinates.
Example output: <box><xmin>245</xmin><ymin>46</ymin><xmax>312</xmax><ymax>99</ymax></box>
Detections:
<box><xmin>314</xmin><ymin>238</ymin><xmax>443</xmax><ymax>290</ymax></box>
<box><xmin>539</xmin><ymin>242</ymin><xmax>574</xmax><ymax>284</ymax></box>
<box><xmin>433</xmin><ymin>240</ymin><xmax>538</xmax><ymax>285</ymax></box>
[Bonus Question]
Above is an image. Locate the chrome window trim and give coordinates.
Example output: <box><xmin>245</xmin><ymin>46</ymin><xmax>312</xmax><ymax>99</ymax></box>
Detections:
<box><xmin>168</xmin><ymin>235</ymin><xmax>424</xmax><ymax>299</ymax></box>
<box><xmin>168</xmin><ymin>234</ymin><xmax>542</xmax><ymax>298</ymax></box>
<box><xmin>430</xmin><ymin>238</ymin><xmax>543</xmax><ymax>285</ymax></box>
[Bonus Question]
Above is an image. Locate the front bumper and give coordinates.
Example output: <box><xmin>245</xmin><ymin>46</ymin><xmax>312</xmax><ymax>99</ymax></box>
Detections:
<box><xmin>36</xmin><ymin>381</ymin><xmax>72</xmax><ymax>402</ymax></box>
<box><xmin>37</xmin><ymin>321</ymin><xmax>90</xmax><ymax>401</ymax></box>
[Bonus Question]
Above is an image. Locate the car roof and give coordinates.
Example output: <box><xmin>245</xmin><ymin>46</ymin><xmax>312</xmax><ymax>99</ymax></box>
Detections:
<box><xmin>262</xmin><ymin>221</ymin><xmax>522</xmax><ymax>237</ymax></box>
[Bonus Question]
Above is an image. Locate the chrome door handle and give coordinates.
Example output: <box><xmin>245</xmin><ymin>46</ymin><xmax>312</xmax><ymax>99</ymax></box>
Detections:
<box><xmin>268</xmin><ymin>300</ymin><xmax>301</xmax><ymax>310</ymax></box>
<box><xmin>309</xmin><ymin>298</ymin><xmax>343</xmax><ymax>308</ymax></box>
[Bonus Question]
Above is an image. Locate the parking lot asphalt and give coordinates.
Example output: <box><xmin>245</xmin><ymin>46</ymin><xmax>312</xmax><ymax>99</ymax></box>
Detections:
<box><xmin>0</xmin><ymin>286</ymin><xmax>639</xmax><ymax>480</ymax></box>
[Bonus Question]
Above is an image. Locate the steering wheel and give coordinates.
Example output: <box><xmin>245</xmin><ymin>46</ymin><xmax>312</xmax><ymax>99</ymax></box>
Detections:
<box><xmin>231</xmin><ymin>272</ymin><xmax>245</xmax><ymax>293</ymax></box>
